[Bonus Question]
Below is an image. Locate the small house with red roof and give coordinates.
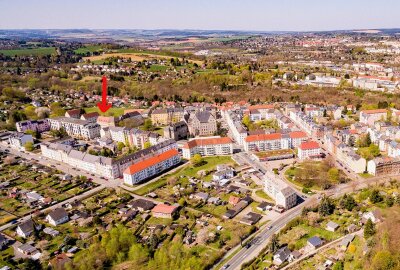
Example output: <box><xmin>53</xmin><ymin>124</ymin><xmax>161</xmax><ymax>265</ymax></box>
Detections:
<box><xmin>152</xmin><ymin>204</ymin><xmax>179</xmax><ymax>219</ymax></box>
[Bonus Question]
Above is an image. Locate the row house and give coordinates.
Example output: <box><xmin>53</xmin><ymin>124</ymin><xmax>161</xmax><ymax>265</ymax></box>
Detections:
<box><xmin>123</xmin><ymin>149</ymin><xmax>181</xmax><ymax>185</ymax></box>
<box><xmin>289</xmin><ymin>111</ymin><xmax>326</xmax><ymax>138</ymax></box>
<box><xmin>222</xmin><ymin>109</ymin><xmax>248</xmax><ymax>145</ymax></box>
<box><xmin>324</xmin><ymin>134</ymin><xmax>366</xmax><ymax>173</ymax></box>
<box><xmin>151</xmin><ymin>108</ymin><xmax>184</xmax><ymax>126</ymax></box>
<box><xmin>47</xmin><ymin>117</ymin><xmax>101</xmax><ymax>140</ymax></box>
<box><xmin>244</xmin><ymin>131</ymin><xmax>308</xmax><ymax>152</ymax></box>
<box><xmin>182</xmin><ymin>136</ymin><xmax>233</xmax><ymax>159</ymax></box>
<box><xmin>263</xmin><ymin>173</ymin><xmax>297</xmax><ymax>209</ymax></box>
<box><xmin>367</xmin><ymin>157</ymin><xmax>400</xmax><ymax>176</ymax></box>
<box><xmin>16</xmin><ymin>119</ymin><xmax>50</xmax><ymax>133</ymax></box>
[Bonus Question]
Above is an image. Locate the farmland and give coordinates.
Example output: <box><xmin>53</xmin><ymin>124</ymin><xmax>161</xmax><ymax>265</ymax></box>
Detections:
<box><xmin>0</xmin><ymin>47</ymin><xmax>56</xmax><ymax>56</ymax></box>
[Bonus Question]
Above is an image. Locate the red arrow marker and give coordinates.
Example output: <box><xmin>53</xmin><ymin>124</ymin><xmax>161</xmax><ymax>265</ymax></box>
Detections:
<box><xmin>97</xmin><ymin>75</ymin><xmax>112</xmax><ymax>113</ymax></box>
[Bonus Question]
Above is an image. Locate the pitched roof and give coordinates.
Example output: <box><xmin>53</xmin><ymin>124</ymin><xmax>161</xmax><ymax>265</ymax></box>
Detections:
<box><xmin>47</xmin><ymin>208</ymin><xmax>68</xmax><ymax>221</ymax></box>
<box><xmin>248</xmin><ymin>104</ymin><xmax>275</xmax><ymax>110</ymax></box>
<box><xmin>289</xmin><ymin>131</ymin><xmax>307</xmax><ymax>139</ymax></box>
<box><xmin>81</xmin><ymin>112</ymin><xmax>99</xmax><ymax>119</ymax></box>
<box><xmin>299</xmin><ymin>141</ymin><xmax>320</xmax><ymax>150</ymax></box>
<box><xmin>66</xmin><ymin>109</ymin><xmax>81</xmax><ymax>117</ymax></box>
<box><xmin>17</xmin><ymin>219</ymin><xmax>34</xmax><ymax>234</ymax></box>
<box><xmin>245</xmin><ymin>133</ymin><xmax>282</xmax><ymax>143</ymax></box>
<box><xmin>361</xmin><ymin>109</ymin><xmax>387</xmax><ymax>114</ymax></box>
<box><xmin>183</xmin><ymin>137</ymin><xmax>233</xmax><ymax>149</ymax></box>
<box><xmin>123</xmin><ymin>149</ymin><xmax>179</xmax><ymax>175</ymax></box>
<box><xmin>152</xmin><ymin>204</ymin><xmax>178</xmax><ymax>214</ymax></box>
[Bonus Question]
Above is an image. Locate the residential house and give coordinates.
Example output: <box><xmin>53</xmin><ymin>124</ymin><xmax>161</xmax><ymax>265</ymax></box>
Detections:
<box><xmin>163</xmin><ymin>121</ymin><xmax>188</xmax><ymax>141</ymax></box>
<box><xmin>16</xmin><ymin>219</ymin><xmax>38</xmax><ymax>238</ymax></box>
<box><xmin>298</xmin><ymin>141</ymin><xmax>321</xmax><ymax>160</ymax></box>
<box><xmin>273</xmin><ymin>246</ymin><xmax>292</xmax><ymax>266</ymax></box>
<box><xmin>359</xmin><ymin>109</ymin><xmax>387</xmax><ymax>126</ymax></box>
<box><xmin>326</xmin><ymin>221</ymin><xmax>339</xmax><ymax>232</ymax></box>
<box><xmin>307</xmin><ymin>236</ymin><xmax>323</xmax><ymax>250</ymax></box>
<box><xmin>151</xmin><ymin>204</ymin><xmax>179</xmax><ymax>219</ymax></box>
<box><xmin>46</xmin><ymin>208</ymin><xmax>69</xmax><ymax>226</ymax></box>
<box><xmin>264</xmin><ymin>173</ymin><xmax>297</xmax><ymax>209</ymax></box>
<box><xmin>16</xmin><ymin>119</ymin><xmax>50</xmax><ymax>133</ymax></box>
<box><xmin>8</xmin><ymin>133</ymin><xmax>33</xmax><ymax>149</ymax></box>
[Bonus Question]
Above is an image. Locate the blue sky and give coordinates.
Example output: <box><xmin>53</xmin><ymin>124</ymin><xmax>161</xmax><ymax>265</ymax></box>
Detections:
<box><xmin>0</xmin><ymin>0</ymin><xmax>399</xmax><ymax>31</ymax></box>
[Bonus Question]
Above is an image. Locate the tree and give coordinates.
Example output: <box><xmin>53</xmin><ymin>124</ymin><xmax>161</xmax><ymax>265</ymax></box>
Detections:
<box><xmin>269</xmin><ymin>234</ymin><xmax>279</xmax><ymax>253</ymax></box>
<box><xmin>24</xmin><ymin>141</ymin><xmax>34</xmax><ymax>152</ymax></box>
<box><xmin>370</xmin><ymin>189</ymin><xmax>383</xmax><ymax>204</ymax></box>
<box><xmin>143</xmin><ymin>119</ymin><xmax>153</xmax><ymax>131</ymax></box>
<box><xmin>143</xmin><ymin>141</ymin><xmax>151</xmax><ymax>149</ymax></box>
<box><xmin>191</xmin><ymin>154</ymin><xmax>204</xmax><ymax>167</ymax></box>
<box><xmin>318</xmin><ymin>196</ymin><xmax>335</xmax><ymax>216</ymax></box>
<box><xmin>328</xmin><ymin>168</ymin><xmax>339</xmax><ymax>183</ymax></box>
<box><xmin>364</xmin><ymin>218</ymin><xmax>376</xmax><ymax>238</ymax></box>
<box><xmin>366</xmin><ymin>132</ymin><xmax>372</xmax><ymax>147</ymax></box>
<box><xmin>332</xmin><ymin>261</ymin><xmax>344</xmax><ymax>270</ymax></box>
<box><xmin>117</xmin><ymin>142</ymin><xmax>125</xmax><ymax>151</ymax></box>
<box><xmin>339</xmin><ymin>194</ymin><xmax>357</xmax><ymax>211</ymax></box>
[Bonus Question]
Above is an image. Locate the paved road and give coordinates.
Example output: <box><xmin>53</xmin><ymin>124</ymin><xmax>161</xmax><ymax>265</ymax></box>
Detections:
<box><xmin>221</xmin><ymin>195</ymin><xmax>318</xmax><ymax>270</ymax></box>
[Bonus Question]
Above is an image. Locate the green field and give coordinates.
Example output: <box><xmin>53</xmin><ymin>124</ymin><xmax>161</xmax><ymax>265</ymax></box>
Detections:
<box><xmin>84</xmin><ymin>106</ymin><xmax>128</xmax><ymax>117</ymax></box>
<box><xmin>74</xmin><ymin>45</ymin><xmax>104</xmax><ymax>54</ymax></box>
<box><xmin>0</xmin><ymin>47</ymin><xmax>56</xmax><ymax>56</ymax></box>
<box><xmin>148</xmin><ymin>64</ymin><xmax>168</xmax><ymax>72</ymax></box>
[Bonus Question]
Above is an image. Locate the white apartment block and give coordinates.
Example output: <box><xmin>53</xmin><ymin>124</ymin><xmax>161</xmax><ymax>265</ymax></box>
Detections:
<box><xmin>263</xmin><ymin>173</ymin><xmax>297</xmax><ymax>209</ymax></box>
<box><xmin>359</xmin><ymin>109</ymin><xmax>387</xmax><ymax>126</ymax></box>
<box><xmin>244</xmin><ymin>131</ymin><xmax>307</xmax><ymax>152</ymax></box>
<box><xmin>222</xmin><ymin>109</ymin><xmax>248</xmax><ymax>145</ymax></box>
<box><xmin>47</xmin><ymin>117</ymin><xmax>101</xmax><ymax>140</ymax></box>
<box><xmin>9</xmin><ymin>133</ymin><xmax>34</xmax><ymax>149</ymax></box>
<box><xmin>298</xmin><ymin>141</ymin><xmax>321</xmax><ymax>160</ymax></box>
<box><xmin>16</xmin><ymin>119</ymin><xmax>50</xmax><ymax>133</ymax></box>
<box><xmin>123</xmin><ymin>149</ymin><xmax>180</xmax><ymax>185</ymax></box>
<box><xmin>182</xmin><ymin>136</ymin><xmax>233</xmax><ymax>159</ymax></box>
<box><xmin>40</xmin><ymin>139</ymin><xmax>177</xmax><ymax>179</ymax></box>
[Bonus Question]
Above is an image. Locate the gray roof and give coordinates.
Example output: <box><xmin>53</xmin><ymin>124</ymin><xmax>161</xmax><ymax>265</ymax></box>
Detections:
<box><xmin>308</xmin><ymin>236</ymin><xmax>323</xmax><ymax>247</ymax></box>
<box><xmin>17</xmin><ymin>219</ymin><xmax>35</xmax><ymax>234</ymax></box>
<box><xmin>68</xmin><ymin>150</ymin><xmax>86</xmax><ymax>160</ymax></box>
<box><xmin>48</xmin><ymin>208</ymin><xmax>68</xmax><ymax>221</ymax></box>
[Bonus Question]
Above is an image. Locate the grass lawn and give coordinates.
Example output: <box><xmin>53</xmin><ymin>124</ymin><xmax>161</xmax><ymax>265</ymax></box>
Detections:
<box><xmin>358</xmin><ymin>173</ymin><xmax>373</xmax><ymax>178</ymax></box>
<box><xmin>0</xmin><ymin>47</ymin><xmax>56</xmax><ymax>56</ymax></box>
<box><xmin>255</xmin><ymin>190</ymin><xmax>274</xmax><ymax>202</ymax></box>
<box><xmin>148</xmin><ymin>64</ymin><xmax>168</xmax><ymax>72</ymax></box>
<box><xmin>74</xmin><ymin>45</ymin><xmax>104</xmax><ymax>54</ymax></box>
<box><xmin>84</xmin><ymin>106</ymin><xmax>128</xmax><ymax>117</ymax></box>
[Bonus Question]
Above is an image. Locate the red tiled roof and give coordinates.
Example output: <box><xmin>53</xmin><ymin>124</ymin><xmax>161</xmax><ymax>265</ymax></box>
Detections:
<box><xmin>360</xmin><ymin>109</ymin><xmax>387</xmax><ymax>114</ymax></box>
<box><xmin>289</xmin><ymin>131</ymin><xmax>307</xmax><ymax>139</ymax></box>
<box><xmin>183</xmin><ymin>137</ymin><xmax>233</xmax><ymax>149</ymax></box>
<box><xmin>248</xmin><ymin>104</ymin><xmax>275</xmax><ymax>110</ymax></box>
<box><xmin>82</xmin><ymin>112</ymin><xmax>99</xmax><ymax>118</ymax></box>
<box><xmin>152</xmin><ymin>204</ymin><xmax>178</xmax><ymax>214</ymax></box>
<box><xmin>245</xmin><ymin>133</ymin><xmax>282</xmax><ymax>143</ymax></box>
<box><xmin>123</xmin><ymin>149</ymin><xmax>179</xmax><ymax>175</ymax></box>
<box><xmin>299</xmin><ymin>141</ymin><xmax>320</xmax><ymax>150</ymax></box>
<box><xmin>66</xmin><ymin>109</ymin><xmax>81</xmax><ymax>116</ymax></box>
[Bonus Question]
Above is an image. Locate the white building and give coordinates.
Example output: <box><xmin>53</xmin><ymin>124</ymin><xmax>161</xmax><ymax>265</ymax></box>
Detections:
<box><xmin>298</xmin><ymin>141</ymin><xmax>321</xmax><ymax>160</ymax></box>
<box><xmin>16</xmin><ymin>119</ymin><xmax>50</xmax><ymax>133</ymax></box>
<box><xmin>123</xmin><ymin>149</ymin><xmax>180</xmax><ymax>185</ymax></box>
<box><xmin>359</xmin><ymin>109</ymin><xmax>387</xmax><ymax>126</ymax></box>
<box><xmin>47</xmin><ymin>117</ymin><xmax>101</xmax><ymax>140</ymax></box>
<box><xmin>263</xmin><ymin>173</ymin><xmax>297</xmax><ymax>209</ymax></box>
<box><xmin>182</xmin><ymin>136</ymin><xmax>233</xmax><ymax>159</ymax></box>
<box><xmin>9</xmin><ymin>133</ymin><xmax>33</xmax><ymax>149</ymax></box>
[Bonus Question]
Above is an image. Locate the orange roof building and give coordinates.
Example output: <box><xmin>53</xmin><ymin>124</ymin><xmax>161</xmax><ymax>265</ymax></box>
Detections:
<box><xmin>152</xmin><ymin>204</ymin><xmax>179</xmax><ymax>218</ymax></box>
<box><xmin>182</xmin><ymin>137</ymin><xmax>233</xmax><ymax>159</ymax></box>
<box><xmin>123</xmin><ymin>149</ymin><xmax>180</xmax><ymax>185</ymax></box>
<box><xmin>298</xmin><ymin>141</ymin><xmax>321</xmax><ymax>160</ymax></box>
<box><xmin>244</xmin><ymin>131</ymin><xmax>308</xmax><ymax>152</ymax></box>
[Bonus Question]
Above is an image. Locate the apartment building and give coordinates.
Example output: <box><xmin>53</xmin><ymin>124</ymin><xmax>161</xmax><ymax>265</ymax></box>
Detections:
<box><xmin>151</xmin><ymin>108</ymin><xmax>184</xmax><ymax>126</ymax></box>
<box><xmin>80</xmin><ymin>112</ymin><xmax>99</xmax><ymax>123</ymax></box>
<box><xmin>289</xmin><ymin>111</ymin><xmax>326</xmax><ymax>138</ymax></box>
<box><xmin>223</xmin><ymin>109</ymin><xmax>248</xmax><ymax>146</ymax></box>
<box><xmin>48</xmin><ymin>117</ymin><xmax>101</xmax><ymax>140</ymax></box>
<box><xmin>16</xmin><ymin>119</ymin><xmax>50</xmax><ymax>133</ymax></box>
<box><xmin>263</xmin><ymin>173</ymin><xmax>297</xmax><ymax>209</ymax></box>
<box><xmin>40</xmin><ymin>139</ymin><xmax>177</xmax><ymax>178</ymax></box>
<box><xmin>298</xmin><ymin>141</ymin><xmax>321</xmax><ymax>160</ymax></box>
<box><xmin>324</xmin><ymin>134</ymin><xmax>366</xmax><ymax>173</ymax></box>
<box><xmin>123</xmin><ymin>149</ymin><xmax>180</xmax><ymax>185</ymax></box>
<box><xmin>244</xmin><ymin>131</ymin><xmax>307</xmax><ymax>152</ymax></box>
<box><xmin>359</xmin><ymin>109</ymin><xmax>387</xmax><ymax>126</ymax></box>
<box><xmin>182</xmin><ymin>136</ymin><xmax>233</xmax><ymax>159</ymax></box>
<box><xmin>9</xmin><ymin>133</ymin><xmax>34</xmax><ymax>149</ymax></box>
<box><xmin>367</xmin><ymin>157</ymin><xmax>400</xmax><ymax>176</ymax></box>
<box><xmin>163</xmin><ymin>121</ymin><xmax>188</xmax><ymax>141</ymax></box>
<box><xmin>187</xmin><ymin>111</ymin><xmax>217</xmax><ymax>137</ymax></box>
